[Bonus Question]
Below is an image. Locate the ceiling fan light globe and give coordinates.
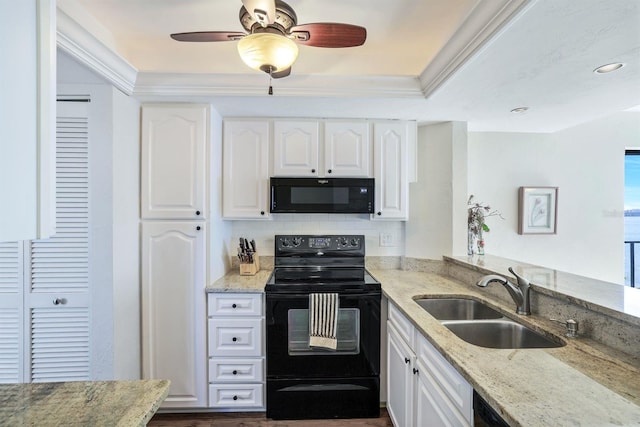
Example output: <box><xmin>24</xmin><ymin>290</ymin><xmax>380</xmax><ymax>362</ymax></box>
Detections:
<box><xmin>237</xmin><ymin>33</ymin><xmax>298</xmax><ymax>72</ymax></box>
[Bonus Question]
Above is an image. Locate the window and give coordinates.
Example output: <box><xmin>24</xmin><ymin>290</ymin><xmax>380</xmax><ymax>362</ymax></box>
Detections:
<box><xmin>624</xmin><ymin>149</ymin><xmax>640</xmax><ymax>287</ymax></box>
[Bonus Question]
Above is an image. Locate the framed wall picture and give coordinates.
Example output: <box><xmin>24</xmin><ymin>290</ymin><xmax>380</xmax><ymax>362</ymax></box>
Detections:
<box><xmin>518</xmin><ymin>187</ymin><xmax>558</xmax><ymax>234</ymax></box>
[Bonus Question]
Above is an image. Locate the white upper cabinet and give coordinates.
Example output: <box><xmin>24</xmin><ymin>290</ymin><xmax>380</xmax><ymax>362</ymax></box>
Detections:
<box><xmin>223</xmin><ymin>120</ymin><xmax>270</xmax><ymax>219</ymax></box>
<box><xmin>372</xmin><ymin>122</ymin><xmax>409</xmax><ymax>220</ymax></box>
<box><xmin>272</xmin><ymin>121</ymin><xmax>319</xmax><ymax>177</ymax></box>
<box><xmin>272</xmin><ymin>120</ymin><xmax>371</xmax><ymax>177</ymax></box>
<box><xmin>324</xmin><ymin>121</ymin><xmax>370</xmax><ymax>177</ymax></box>
<box><xmin>141</xmin><ymin>104</ymin><xmax>208</xmax><ymax>220</ymax></box>
<box><xmin>0</xmin><ymin>0</ymin><xmax>56</xmax><ymax>242</ymax></box>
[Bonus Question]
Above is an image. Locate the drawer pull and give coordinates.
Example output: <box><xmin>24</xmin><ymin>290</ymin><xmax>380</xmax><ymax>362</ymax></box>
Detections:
<box><xmin>404</xmin><ymin>357</ymin><xmax>410</xmax><ymax>364</ymax></box>
<box><xmin>232</xmin><ymin>337</ymin><xmax>238</xmax><ymax>342</ymax></box>
<box><xmin>413</xmin><ymin>368</ymin><xmax>419</xmax><ymax>375</ymax></box>
<box><xmin>232</xmin><ymin>370</ymin><xmax>238</xmax><ymax>375</ymax></box>
<box><xmin>233</xmin><ymin>395</ymin><xmax>238</xmax><ymax>401</ymax></box>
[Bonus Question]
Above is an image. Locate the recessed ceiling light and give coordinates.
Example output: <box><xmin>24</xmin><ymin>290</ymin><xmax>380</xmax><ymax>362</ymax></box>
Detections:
<box><xmin>510</xmin><ymin>107</ymin><xmax>529</xmax><ymax>114</ymax></box>
<box><xmin>594</xmin><ymin>63</ymin><xmax>625</xmax><ymax>74</ymax></box>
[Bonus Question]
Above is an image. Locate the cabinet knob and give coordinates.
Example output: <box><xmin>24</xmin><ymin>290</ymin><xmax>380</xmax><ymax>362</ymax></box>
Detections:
<box><xmin>196</xmin><ymin>226</ymin><xmax>201</xmax><ymax>231</ymax></box>
<box><xmin>232</xmin><ymin>370</ymin><xmax>238</xmax><ymax>375</ymax></box>
<box><xmin>260</xmin><ymin>211</ymin><xmax>265</xmax><ymax>216</ymax></box>
<box><xmin>404</xmin><ymin>357</ymin><xmax>410</xmax><ymax>364</ymax></box>
<box><xmin>327</xmin><ymin>169</ymin><xmax>332</xmax><ymax>174</ymax></box>
<box><xmin>413</xmin><ymin>368</ymin><xmax>419</xmax><ymax>375</ymax></box>
<box><xmin>233</xmin><ymin>395</ymin><xmax>238</xmax><ymax>401</ymax></box>
<box><xmin>195</xmin><ymin>210</ymin><xmax>201</xmax><ymax>216</ymax></box>
<box><xmin>232</xmin><ymin>337</ymin><xmax>238</xmax><ymax>342</ymax></box>
<box><xmin>53</xmin><ymin>298</ymin><xmax>67</xmax><ymax>306</ymax></box>
<box><xmin>311</xmin><ymin>169</ymin><xmax>316</xmax><ymax>173</ymax></box>
<box><xmin>232</xmin><ymin>303</ymin><xmax>237</xmax><ymax>308</ymax></box>
<box><xmin>377</xmin><ymin>212</ymin><xmax>382</xmax><ymax>216</ymax></box>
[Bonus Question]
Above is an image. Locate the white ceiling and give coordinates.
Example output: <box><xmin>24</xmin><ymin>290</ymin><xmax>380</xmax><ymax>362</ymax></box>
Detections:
<box><xmin>57</xmin><ymin>0</ymin><xmax>640</xmax><ymax>132</ymax></box>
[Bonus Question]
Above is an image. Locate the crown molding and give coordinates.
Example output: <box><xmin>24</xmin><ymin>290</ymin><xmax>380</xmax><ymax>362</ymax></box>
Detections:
<box><xmin>419</xmin><ymin>0</ymin><xmax>531</xmax><ymax>98</ymax></box>
<box><xmin>133</xmin><ymin>72</ymin><xmax>424</xmax><ymax>99</ymax></box>
<box><xmin>56</xmin><ymin>8</ymin><xmax>137</xmax><ymax>95</ymax></box>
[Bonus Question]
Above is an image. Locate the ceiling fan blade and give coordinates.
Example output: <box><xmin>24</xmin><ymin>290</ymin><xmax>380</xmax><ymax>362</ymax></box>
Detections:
<box><xmin>170</xmin><ymin>31</ymin><xmax>246</xmax><ymax>42</ymax></box>
<box><xmin>241</xmin><ymin>0</ymin><xmax>276</xmax><ymax>26</ymax></box>
<box><xmin>290</xmin><ymin>23</ymin><xmax>366</xmax><ymax>48</ymax></box>
<box><xmin>272</xmin><ymin>67</ymin><xmax>291</xmax><ymax>79</ymax></box>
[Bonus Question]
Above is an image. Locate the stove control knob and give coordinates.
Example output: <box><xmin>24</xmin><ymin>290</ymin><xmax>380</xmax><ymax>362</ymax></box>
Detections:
<box><xmin>281</xmin><ymin>238</ymin><xmax>290</xmax><ymax>247</ymax></box>
<box><xmin>291</xmin><ymin>237</ymin><xmax>302</xmax><ymax>247</ymax></box>
<box><xmin>338</xmin><ymin>237</ymin><xmax>348</xmax><ymax>247</ymax></box>
<box><xmin>350</xmin><ymin>238</ymin><xmax>359</xmax><ymax>247</ymax></box>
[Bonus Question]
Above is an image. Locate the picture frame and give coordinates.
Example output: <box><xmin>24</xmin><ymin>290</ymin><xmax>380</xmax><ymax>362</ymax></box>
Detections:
<box><xmin>518</xmin><ymin>187</ymin><xmax>558</xmax><ymax>234</ymax></box>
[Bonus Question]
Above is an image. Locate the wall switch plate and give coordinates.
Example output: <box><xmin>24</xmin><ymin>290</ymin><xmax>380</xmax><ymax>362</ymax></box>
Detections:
<box><xmin>380</xmin><ymin>232</ymin><xmax>396</xmax><ymax>247</ymax></box>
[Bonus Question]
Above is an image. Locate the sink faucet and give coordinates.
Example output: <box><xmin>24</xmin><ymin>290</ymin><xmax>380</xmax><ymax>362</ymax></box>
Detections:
<box><xmin>476</xmin><ymin>267</ymin><xmax>531</xmax><ymax>315</ymax></box>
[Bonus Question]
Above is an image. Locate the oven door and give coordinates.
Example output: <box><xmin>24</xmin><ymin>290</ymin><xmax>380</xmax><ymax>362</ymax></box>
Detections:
<box><xmin>266</xmin><ymin>291</ymin><xmax>380</xmax><ymax>379</ymax></box>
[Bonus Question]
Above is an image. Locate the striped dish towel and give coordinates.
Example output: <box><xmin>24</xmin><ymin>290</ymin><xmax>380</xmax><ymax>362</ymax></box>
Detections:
<box><xmin>309</xmin><ymin>293</ymin><xmax>339</xmax><ymax>350</ymax></box>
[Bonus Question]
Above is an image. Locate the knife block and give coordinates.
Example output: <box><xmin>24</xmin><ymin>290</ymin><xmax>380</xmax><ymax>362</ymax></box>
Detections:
<box><xmin>239</xmin><ymin>253</ymin><xmax>260</xmax><ymax>276</ymax></box>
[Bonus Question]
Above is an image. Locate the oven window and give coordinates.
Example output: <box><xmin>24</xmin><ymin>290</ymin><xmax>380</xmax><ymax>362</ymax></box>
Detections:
<box><xmin>287</xmin><ymin>308</ymin><xmax>360</xmax><ymax>355</ymax></box>
<box><xmin>291</xmin><ymin>187</ymin><xmax>349</xmax><ymax>205</ymax></box>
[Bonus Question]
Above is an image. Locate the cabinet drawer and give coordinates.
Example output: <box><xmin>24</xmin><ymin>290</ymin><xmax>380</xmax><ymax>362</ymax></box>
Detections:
<box><xmin>416</xmin><ymin>333</ymin><xmax>472</xmax><ymax>422</ymax></box>
<box><xmin>208</xmin><ymin>293</ymin><xmax>263</xmax><ymax>317</ymax></box>
<box><xmin>209</xmin><ymin>318</ymin><xmax>263</xmax><ymax>356</ymax></box>
<box><xmin>209</xmin><ymin>358</ymin><xmax>264</xmax><ymax>383</ymax></box>
<box><xmin>209</xmin><ymin>383</ymin><xmax>264</xmax><ymax>408</ymax></box>
<box><xmin>388</xmin><ymin>303</ymin><xmax>415</xmax><ymax>348</ymax></box>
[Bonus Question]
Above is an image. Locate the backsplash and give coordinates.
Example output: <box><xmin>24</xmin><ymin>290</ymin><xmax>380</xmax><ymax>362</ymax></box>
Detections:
<box><xmin>229</xmin><ymin>214</ymin><xmax>405</xmax><ymax>257</ymax></box>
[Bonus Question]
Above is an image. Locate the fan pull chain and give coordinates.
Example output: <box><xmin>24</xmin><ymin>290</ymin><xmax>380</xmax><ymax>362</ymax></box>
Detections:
<box><xmin>268</xmin><ymin>67</ymin><xmax>274</xmax><ymax>95</ymax></box>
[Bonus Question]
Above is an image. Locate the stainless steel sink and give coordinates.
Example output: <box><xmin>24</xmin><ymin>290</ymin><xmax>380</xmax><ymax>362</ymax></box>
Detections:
<box><xmin>415</xmin><ymin>297</ymin><xmax>504</xmax><ymax>320</ymax></box>
<box><xmin>414</xmin><ymin>297</ymin><xmax>564</xmax><ymax>349</ymax></box>
<box><xmin>443</xmin><ymin>319</ymin><xmax>563</xmax><ymax>349</ymax></box>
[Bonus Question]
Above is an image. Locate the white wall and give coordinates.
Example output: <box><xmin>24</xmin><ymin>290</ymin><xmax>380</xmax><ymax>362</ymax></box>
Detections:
<box><xmin>228</xmin><ymin>216</ymin><xmax>404</xmax><ymax>262</ymax></box>
<box><xmin>406</xmin><ymin>122</ymin><xmax>468</xmax><ymax>259</ymax></box>
<box><xmin>209</xmin><ymin>108</ymin><xmax>232</xmax><ymax>281</ymax></box>
<box><xmin>467</xmin><ymin>112</ymin><xmax>640</xmax><ymax>283</ymax></box>
<box><xmin>111</xmin><ymin>87</ymin><xmax>141</xmax><ymax>379</ymax></box>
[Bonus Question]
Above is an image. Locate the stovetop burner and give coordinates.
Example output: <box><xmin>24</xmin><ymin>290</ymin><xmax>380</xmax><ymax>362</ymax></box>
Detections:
<box><xmin>266</xmin><ymin>234</ymin><xmax>380</xmax><ymax>293</ymax></box>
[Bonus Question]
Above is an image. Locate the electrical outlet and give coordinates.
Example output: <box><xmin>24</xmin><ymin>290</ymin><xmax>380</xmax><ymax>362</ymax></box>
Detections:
<box><xmin>380</xmin><ymin>232</ymin><xmax>395</xmax><ymax>247</ymax></box>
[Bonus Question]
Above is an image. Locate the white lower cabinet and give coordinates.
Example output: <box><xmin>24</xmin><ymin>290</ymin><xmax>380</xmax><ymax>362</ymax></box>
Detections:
<box><xmin>387</xmin><ymin>303</ymin><xmax>472</xmax><ymax>427</ymax></box>
<box><xmin>207</xmin><ymin>292</ymin><xmax>265</xmax><ymax>410</ymax></box>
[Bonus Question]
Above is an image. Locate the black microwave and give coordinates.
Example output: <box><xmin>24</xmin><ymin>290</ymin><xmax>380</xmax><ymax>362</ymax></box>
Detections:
<box><xmin>270</xmin><ymin>177</ymin><xmax>375</xmax><ymax>214</ymax></box>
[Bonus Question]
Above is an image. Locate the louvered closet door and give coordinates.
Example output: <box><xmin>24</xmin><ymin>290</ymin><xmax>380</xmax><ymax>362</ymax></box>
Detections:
<box><xmin>26</xmin><ymin>101</ymin><xmax>91</xmax><ymax>382</ymax></box>
<box><xmin>0</xmin><ymin>242</ymin><xmax>24</xmax><ymax>383</ymax></box>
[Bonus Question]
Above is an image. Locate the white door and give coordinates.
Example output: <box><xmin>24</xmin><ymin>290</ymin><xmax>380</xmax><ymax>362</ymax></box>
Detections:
<box><xmin>324</xmin><ymin>121</ymin><xmax>370</xmax><ymax>177</ymax></box>
<box><xmin>141</xmin><ymin>104</ymin><xmax>208</xmax><ymax>220</ymax></box>
<box><xmin>26</xmin><ymin>101</ymin><xmax>92</xmax><ymax>382</ymax></box>
<box><xmin>141</xmin><ymin>221</ymin><xmax>207</xmax><ymax>408</ymax></box>
<box><xmin>272</xmin><ymin>121</ymin><xmax>319</xmax><ymax>177</ymax></box>
<box><xmin>0</xmin><ymin>242</ymin><xmax>24</xmax><ymax>383</ymax></box>
<box><xmin>223</xmin><ymin>120</ymin><xmax>270</xmax><ymax>219</ymax></box>
<box><xmin>373</xmin><ymin>122</ymin><xmax>408</xmax><ymax>220</ymax></box>
<box><xmin>387</xmin><ymin>322</ymin><xmax>415</xmax><ymax>427</ymax></box>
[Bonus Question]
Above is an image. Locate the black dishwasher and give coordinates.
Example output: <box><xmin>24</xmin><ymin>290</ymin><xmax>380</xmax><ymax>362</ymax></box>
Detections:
<box><xmin>474</xmin><ymin>391</ymin><xmax>510</xmax><ymax>427</ymax></box>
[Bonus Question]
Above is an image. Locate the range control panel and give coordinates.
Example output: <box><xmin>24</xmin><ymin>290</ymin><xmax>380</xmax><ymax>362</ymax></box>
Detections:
<box><xmin>275</xmin><ymin>235</ymin><xmax>364</xmax><ymax>252</ymax></box>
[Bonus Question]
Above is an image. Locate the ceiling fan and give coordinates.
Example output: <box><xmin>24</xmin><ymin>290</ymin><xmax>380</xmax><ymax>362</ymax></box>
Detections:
<box><xmin>170</xmin><ymin>0</ymin><xmax>367</xmax><ymax>79</ymax></box>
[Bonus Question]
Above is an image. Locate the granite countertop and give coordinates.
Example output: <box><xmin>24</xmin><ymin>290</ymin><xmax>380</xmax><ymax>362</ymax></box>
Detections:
<box><xmin>0</xmin><ymin>380</ymin><xmax>170</xmax><ymax>426</ymax></box>
<box><xmin>207</xmin><ymin>269</ymin><xmax>272</xmax><ymax>292</ymax></box>
<box><xmin>207</xmin><ymin>267</ymin><xmax>640</xmax><ymax>425</ymax></box>
<box><xmin>372</xmin><ymin>269</ymin><xmax>640</xmax><ymax>427</ymax></box>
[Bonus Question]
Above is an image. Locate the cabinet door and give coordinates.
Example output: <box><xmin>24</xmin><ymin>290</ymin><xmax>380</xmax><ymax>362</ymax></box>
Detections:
<box><xmin>141</xmin><ymin>222</ymin><xmax>207</xmax><ymax>408</ymax></box>
<box><xmin>415</xmin><ymin>360</ymin><xmax>472</xmax><ymax>427</ymax></box>
<box><xmin>223</xmin><ymin>120</ymin><xmax>270</xmax><ymax>219</ymax></box>
<box><xmin>141</xmin><ymin>104</ymin><xmax>208</xmax><ymax>220</ymax></box>
<box><xmin>324</xmin><ymin>121</ymin><xmax>370</xmax><ymax>177</ymax></box>
<box><xmin>372</xmin><ymin>122</ymin><xmax>409</xmax><ymax>220</ymax></box>
<box><xmin>273</xmin><ymin>121</ymin><xmax>319</xmax><ymax>177</ymax></box>
<box><xmin>387</xmin><ymin>322</ymin><xmax>415</xmax><ymax>427</ymax></box>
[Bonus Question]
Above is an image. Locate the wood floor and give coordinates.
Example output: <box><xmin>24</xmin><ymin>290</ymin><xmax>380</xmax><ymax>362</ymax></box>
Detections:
<box><xmin>148</xmin><ymin>409</ymin><xmax>393</xmax><ymax>427</ymax></box>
